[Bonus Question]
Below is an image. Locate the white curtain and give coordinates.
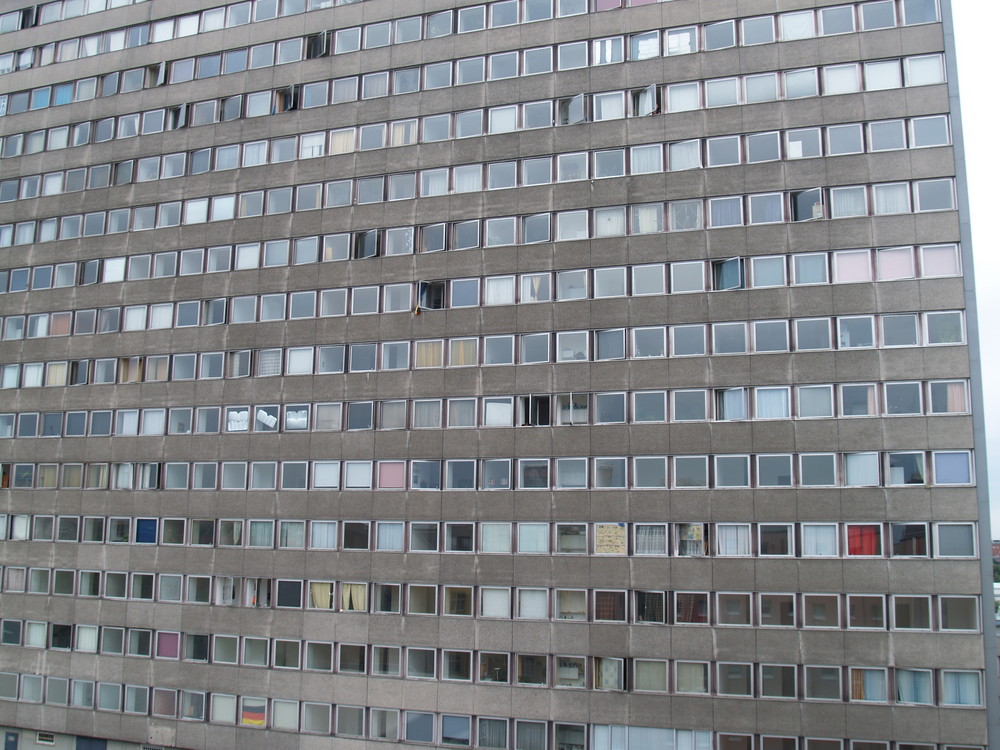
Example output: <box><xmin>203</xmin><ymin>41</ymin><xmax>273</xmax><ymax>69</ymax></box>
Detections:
<box><xmin>802</xmin><ymin>525</ymin><xmax>837</xmax><ymax>556</ymax></box>
<box><xmin>668</xmin><ymin>83</ymin><xmax>700</xmax><ymax>112</ymax></box>
<box><xmin>249</xmin><ymin>521</ymin><xmax>273</xmax><ymax>548</ymax></box>
<box><xmin>942</xmin><ymin>672</ymin><xmax>980</xmax><ymax>705</ymax></box>
<box><xmin>669</xmin><ymin>141</ymin><xmax>701</xmax><ymax>171</ymax></box>
<box><xmin>480</xmin><ymin>524</ymin><xmax>511</xmax><ymax>552</ymax></box>
<box><xmin>484</xmin><ymin>399</ymin><xmax>513</xmax><ymax>426</ymax></box>
<box><xmin>720</xmin><ymin>388</ymin><xmax>746</xmax><ymax>420</ymax></box>
<box><xmin>824</xmin><ymin>64</ymin><xmax>860</xmax><ymax>94</ymax></box>
<box><xmin>376</xmin><ymin>523</ymin><xmax>403</xmax><ymax>550</ymax></box>
<box><xmin>518</xmin><ymin>524</ymin><xmax>548</xmax><ymax>553</ymax></box>
<box><xmin>874</xmin><ymin>183</ymin><xmax>911</xmax><ymax>215</ymax></box>
<box><xmin>865</xmin><ymin>60</ymin><xmax>902</xmax><ymax>90</ymax></box>
<box><xmin>517</xmin><ymin>590</ymin><xmax>547</xmax><ymax>619</ymax></box>
<box><xmin>845</xmin><ymin>452</ymin><xmax>879</xmax><ymax>485</ymax></box>
<box><xmin>756</xmin><ymin>388</ymin><xmax>789</xmax><ymax>418</ymax></box>
<box><xmin>631</xmin><ymin>204</ymin><xmax>662</xmax><ymax>234</ymax></box>
<box><xmin>830</xmin><ymin>187</ymin><xmax>867</xmax><ymax>217</ymax></box>
<box><xmin>420</xmin><ymin>169</ymin><xmax>448</xmax><ymax>196</ymax></box>
<box><xmin>594</xmin><ymin>207</ymin><xmax>626</xmax><ymax>237</ymax></box>
<box><xmin>312</xmin><ymin>521</ymin><xmax>337</xmax><ymax>549</ymax></box>
<box><xmin>631</xmin><ymin>145</ymin><xmax>662</xmax><ymax>173</ymax></box>
<box><xmin>593</xmin><ymin>92</ymin><xmax>624</xmax><ymax>120</ymax></box>
<box><xmin>76</xmin><ymin>625</ymin><xmax>98</xmax><ymax>652</ymax></box>
<box><xmin>635</xmin><ymin>525</ymin><xmax>666</xmax><ymax>555</ymax></box>
<box><xmin>480</xmin><ymin>588</ymin><xmax>511</xmax><ymax>618</ymax></box>
<box><xmin>454</xmin><ymin>166</ymin><xmax>481</xmax><ymax>192</ymax></box>
<box><xmin>896</xmin><ymin>670</ymin><xmax>932</xmax><ymax>704</ymax></box>
<box><xmin>717</xmin><ymin>525</ymin><xmax>750</xmax><ymax>555</ymax></box>
<box><xmin>485</xmin><ymin>277</ymin><xmax>515</xmax><ymax>305</ymax></box>
<box><xmin>780</xmin><ymin>11</ymin><xmax>814</xmax><ymax>40</ymax></box>
<box><xmin>710</xmin><ymin>197</ymin><xmax>742</xmax><ymax>226</ymax></box>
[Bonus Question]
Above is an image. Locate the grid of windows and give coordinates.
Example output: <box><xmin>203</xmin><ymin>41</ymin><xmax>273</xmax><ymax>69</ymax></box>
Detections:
<box><xmin>0</xmin><ymin>0</ymin><xmax>986</xmax><ymax>746</ymax></box>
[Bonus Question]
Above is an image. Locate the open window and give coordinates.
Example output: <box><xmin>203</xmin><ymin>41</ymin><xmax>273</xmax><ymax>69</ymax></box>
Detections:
<box><xmin>632</xmin><ymin>84</ymin><xmax>658</xmax><ymax>116</ymax></box>
<box><xmin>306</xmin><ymin>31</ymin><xmax>331</xmax><ymax>59</ymax></box>
<box><xmin>557</xmin><ymin>94</ymin><xmax>586</xmax><ymax>125</ymax></box>
<box><xmin>519</xmin><ymin>395</ymin><xmax>551</xmax><ymax>426</ymax></box>
<box><xmin>274</xmin><ymin>85</ymin><xmax>299</xmax><ymax>112</ymax></box>
<box><xmin>712</xmin><ymin>258</ymin><xmax>744</xmax><ymax>290</ymax></box>
<box><xmin>791</xmin><ymin>188</ymin><xmax>824</xmax><ymax>221</ymax></box>
<box><xmin>417</xmin><ymin>281</ymin><xmax>445</xmax><ymax>310</ymax></box>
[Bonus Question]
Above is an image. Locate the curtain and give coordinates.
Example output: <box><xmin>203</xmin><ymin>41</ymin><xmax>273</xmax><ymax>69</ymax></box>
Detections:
<box><xmin>481</xmin><ymin>524</ymin><xmax>510</xmax><ymax>552</ymax></box>
<box><xmin>846</xmin><ymin>452</ymin><xmax>879</xmax><ymax>485</ymax></box>
<box><xmin>676</xmin><ymin>663</ymin><xmax>708</xmax><ymax>692</ymax></box>
<box><xmin>635</xmin><ymin>525</ymin><xmax>666</xmax><ymax>555</ymax></box>
<box><xmin>865</xmin><ymin>60</ymin><xmax>903</xmax><ymax>91</ymax></box>
<box><xmin>631</xmin><ymin>204</ymin><xmax>662</xmax><ymax>234</ymax></box>
<box><xmin>668</xmin><ymin>83</ymin><xmax>700</xmax><ymax>112</ymax></box>
<box><xmin>877</xmin><ymin>247</ymin><xmax>915</xmax><ymax>279</ymax></box>
<box><xmin>518</xmin><ymin>524</ymin><xmax>548</xmax><ymax>553</ymax></box>
<box><xmin>454</xmin><ymin>166</ymin><xmax>481</xmax><ymax>192</ymax></box>
<box><xmin>279</xmin><ymin>522</ymin><xmax>305</xmax><ymax>548</ymax></box>
<box><xmin>594</xmin><ymin>207</ymin><xmax>626</xmax><ymax>237</ymax></box>
<box><xmin>720</xmin><ymin>388</ymin><xmax>746</xmax><ymax>420</ymax></box>
<box><xmin>851</xmin><ymin>669</ymin><xmax>886</xmax><ymax>701</ymax></box>
<box><xmin>896</xmin><ymin>670</ymin><xmax>932</xmax><ymax>704</ymax></box>
<box><xmin>921</xmin><ymin>245</ymin><xmax>959</xmax><ymax>276</ymax></box>
<box><xmin>848</xmin><ymin>525</ymin><xmax>880</xmax><ymax>555</ymax></box>
<box><xmin>484</xmin><ymin>400</ymin><xmax>513</xmax><ymax>426</ymax></box>
<box><xmin>780</xmin><ymin>11</ymin><xmax>814</xmax><ymax>39</ymax></box>
<box><xmin>481</xmin><ymin>588</ymin><xmax>511</xmax><ymax>618</ymax></box>
<box><xmin>341</xmin><ymin>583</ymin><xmax>367</xmax><ymax>611</ymax></box>
<box><xmin>148</xmin><ymin>304</ymin><xmax>172</xmax><ymax>328</ymax></box>
<box><xmin>670</xmin><ymin>201</ymin><xmax>703</xmax><ymax>230</ymax></box>
<box><xmin>943</xmin><ymin>672</ymin><xmax>980</xmax><ymax>705</ymax></box>
<box><xmin>874</xmin><ymin>184</ymin><xmax>910</xmax><ymax>214</ymax></box>
<box><xmin>717</xmin><ymin>525</ymin><xmax>750</xmax><ymax>555</ymax></box>
<box><xmin>420</xmin><ymin>169</ymin><xmax>448</xmax><ymax>196</ymax></box>
<box><xmin>556</xmin><ymin>459</ymin><xmax>587</xmax><ymax>487</ymax></box>
<box><xmin>518</xmin><ymin>590</ymin><xmax>547</xmax><ymax>618</ymax></box>
<box><xmin>376</xmin><ymin>523</ymin><xmax>404</xmax><ymax>549</ymax></box>
<box><xmin>309</xmin><ymin>582</ymin><xmax>333</xmax><ymax>609</ymax></box>
<box><xmin>391</xmin><ymin>120</ymin><xmax>417</xmax><ymax>147</ymax></box>
<box><xmin>414</xmin><ymin>341</ymin><xmax>443</xmax><ymax>368</ymax></box>
<box><xmin>485</xmin><ymin>277</ymin><xmax>515</xmax><ymax>305</ymax></box>
<box><xmin>710</xmin><ymin>197</ymin><xmax>742</xmax><ymax>226</ymax></box>
<box><xmin>593</xmin><ymin>92</ymin><xmax>624</xmax><ymax>120</ymax></box>
<box><xmin>802</xmin><ymin>525</ymin><xmax>836</xmax><ymax>556</ymax></box>
<box><xmin>825</xmin><ymin>64</ymin><xmax>860</xmax><ymax>94</ymax></box>
<box><xmin>595</xmin><ymin>592</ymin><xmax>625</xmax><ymax>621</ymax></box>
<box><xmin>669</xmin><ymin>141</ymin><xmax>701</xmax><ymax>170</ymax></box>
<box><xmin>596</xmin><ymin>659</ymin><xmax>622</xmax><ymax>689</ymax></box>
<box><xmin>631</xmin><ymin>145</ymin><xmax>662</xmax><ymax>173</ymax></box>
<box><xmin>677</xmin><ymin>524</ymin><xmax>705</xmax><ymax>556</ymax></box>
<box><xmin>76</xmin><ymin>626</ymin><xmax>98</xmax><ymax>652</ymax></box>
<box><xmin>833</xmin><ymin>250</ymin><xmax>872</xmax><ymax>282</ymax></box>
<box><xmin>750</xmin><ymin>194</ymin><xmax>783</xmax><ymax>223</ymax></box>
<box><xmin>830</xmin><ymin>186</ymin><xmax>867</xmax><ymax>217</ymax></box>
<box><xmin>756</xmin><ymin>388</ymin><xmax>789</xmax><ymax>419</ymax></box>
<box><xmin>449</xmin><ymin>339</ymin><xmax>476</xmax><ymax>366</ymax></box>
<box><xmin>479</xmin><ymin>719</ymin><xmax>508</xmax><ymax>749</ymax></box>
<box><xmin>249</xmin><ymin>521</ymin><xmax>273</xmax><ymax>547</ymax></box>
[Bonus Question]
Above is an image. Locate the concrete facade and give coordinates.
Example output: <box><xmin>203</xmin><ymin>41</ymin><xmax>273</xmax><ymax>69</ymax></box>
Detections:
<box><xmin>0</xmin><ymin>0</ymin><xmax>993</xmax><ymax>748</ymax></box>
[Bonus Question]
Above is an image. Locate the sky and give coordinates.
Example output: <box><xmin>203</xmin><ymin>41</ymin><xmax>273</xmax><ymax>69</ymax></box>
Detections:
<box><xmin>948</xmin><ymin>4</ymin><xmax>1000</xmax><ymax>530</ymax></box>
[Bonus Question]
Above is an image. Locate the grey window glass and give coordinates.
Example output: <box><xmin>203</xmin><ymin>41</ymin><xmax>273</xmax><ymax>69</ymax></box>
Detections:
<box><xmin>704</xmin><ymin>20</ymin><xmax>736</xmax><ymax>49</ymax></box>
<box><xmin>747</xmin><ymin>132</ymin><xmax>780</xmax><ymax>162</ymax></box>
<box><xmin>869</xmin><ymin>120</ymin><xmax>906</xmax><ymax>151</ymax></box>
<box><xmin>758</xmin><ymin>455</ymin><xmax>792</xmax><ymax>486</ymax></box>
<box><xmin>882</xmin><ymin>314</ymin><xmax>918</xmax><ymax>346</ymax></box>
<box><xmin>828</xmin><ymin>124</ymin><xmax>864</xmax><ymax>154</ymax></box>
<box><xmin>672</xmin><ymin>325</ymin><xmax>705</xmax><ymax>356</ymax></box>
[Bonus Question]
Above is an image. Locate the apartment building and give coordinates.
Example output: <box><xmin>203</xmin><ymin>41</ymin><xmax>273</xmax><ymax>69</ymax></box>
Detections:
<box><xmin>0</xmin><ymin>0</ymin><xmax>994</xmax><ymax>748</ymax></box>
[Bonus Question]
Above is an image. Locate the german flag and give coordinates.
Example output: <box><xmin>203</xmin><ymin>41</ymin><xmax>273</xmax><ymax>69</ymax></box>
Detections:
<box><xmin>241</xmin><ymin>700</ymin><xmax>266</xmax><ymax>726</ymax></box>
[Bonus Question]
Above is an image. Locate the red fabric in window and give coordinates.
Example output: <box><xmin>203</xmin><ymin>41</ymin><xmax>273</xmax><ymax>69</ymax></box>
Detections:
<box><xmin>848</xmin><ymin>525</ymin><xmax>879</xmax><ymax>555</ymax></box>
